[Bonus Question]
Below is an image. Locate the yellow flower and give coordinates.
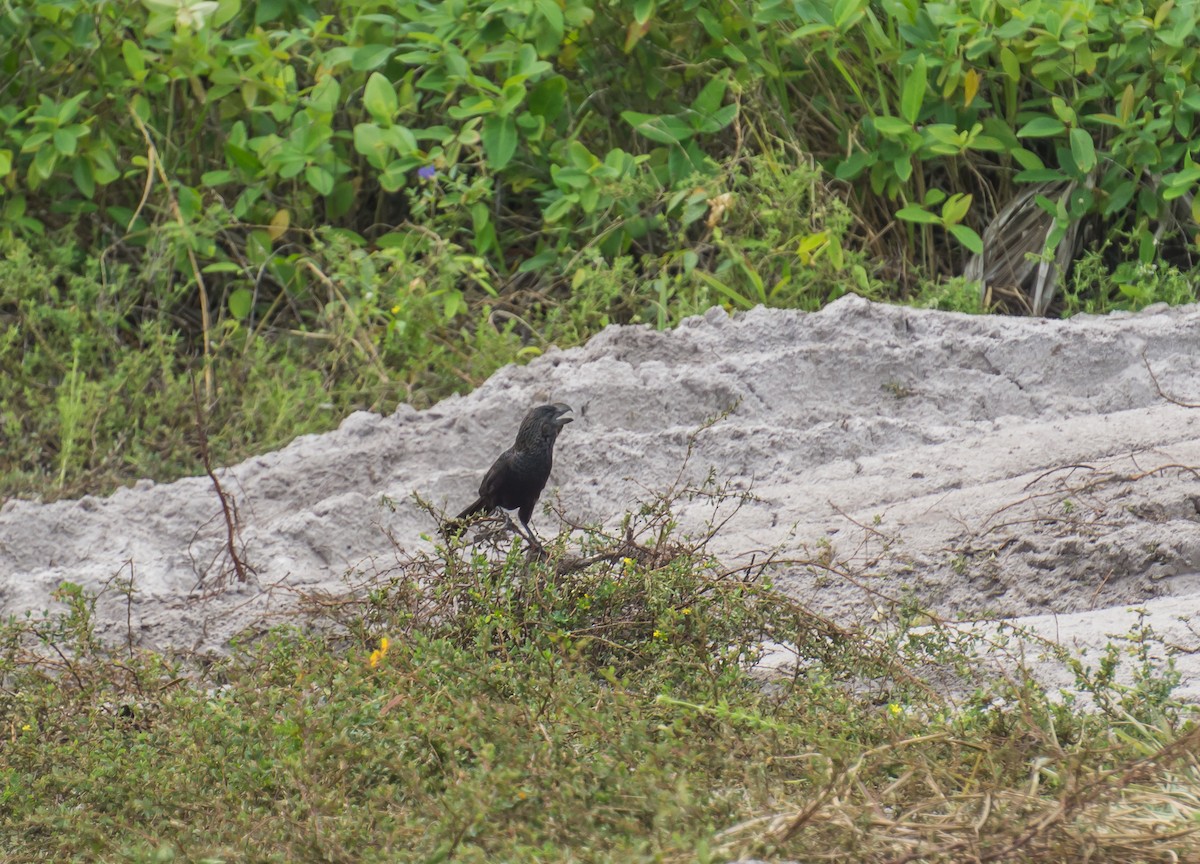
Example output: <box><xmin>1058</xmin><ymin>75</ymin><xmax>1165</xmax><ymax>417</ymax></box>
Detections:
<box><xmin>888</xmin><ymin>702</ymin><xmax>902</xmax><ymax>717</ymax></box>
<box><xmin>391</xmin><ymin>305</ymin><xmax>401</xmax><ymax>314</ymax></box>
<box><xmin>369</xmin><ymin>636</ymin><xmax>390</xmax><ymax>668</ymax></box>
<box><xmin>21</xmin><ymin>723</ymin><xmax>31</xmax><ymax>732</ymax></box>
<box><xmin>653</xmin><ymin>629</ymin><xmax>663</xmax><ymax>640</ymax></box>
<box><xmin>681</xmin><ymin>607</ymin><xmax>692</xmax><ymax>615</ymax></box>
<box><xmin>622</xmin><ymin>557</ymin><xmax>635</xmax><ymax>568</ymax></box>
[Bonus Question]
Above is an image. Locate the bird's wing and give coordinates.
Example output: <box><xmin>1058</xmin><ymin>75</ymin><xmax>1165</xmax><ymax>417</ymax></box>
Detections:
<box><xmin>478</xmin><ymin>447</ymin><xmax>516</xmax><ymax>500</ymax></box>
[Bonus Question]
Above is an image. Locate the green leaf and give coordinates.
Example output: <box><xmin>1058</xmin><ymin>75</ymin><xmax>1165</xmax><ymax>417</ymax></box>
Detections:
<box><xmin>567</xmin><ymin>141</ymin><xmax>594</xmax><ymax>170</ymax></box>
<box><xmin>228</xmin><ymin>287</ymin><xmax>254</xmax><ymax>319</ymax></box>
<box><xmin>363</xmin><ymin>73</ymin><xmax>398</xmax><ymax>123</ymax></box>
<box><xmin>833</xmin><ymin>0</ymin><xmax>865</xmax><ymax>29</ymax></box>
<box><xmin>352</xmin><ymin>44</ymin><xmax>394</xmax><ymax>71</ymax></box>
<box><xmin>999</xmin><ymin>46</ymin><xmax>1020</xmax><ymax>81</ymax></box>
<box><xmin>948</xmin><ymin>224</ymin><xmax>983</xmax><ymax>255</ymax></box>
<box><xmin>722</xmin><ymin>43</ymin><xmax>747</xmax><ymax>63</ymax></box>
<box><xmin>32</xmin><ymin>146</ymin><xmax>57</xmax><ymax>181</ymax></box>
<box><xmin>534</xmin><ymin>0</ymin><xmax>565</xmax><ymax>38</ymax></box>
<box><xmin>1068</xmin><ymin>128</ymin><xmax>1096</xmax><ymax>172</ymax></box>
<box><xmin>894</xmin><ymin>205</ymin><xmax>940</xmax><ymax>224</ymax></box>
<box><xmin>387</xmin><ymin>125</ymin><xmax>418</xmax><ymax>154</ymax></box>
<box><xmin>1010</xmin><ymin>148</ymin><xmax>1044</xmax><ymax>170</ymax></box>
<box><xmin>1017</xmin><ymin>116</ymin><xmax>1066</xmax><ymax>138</ymax></box>
<box><xmin>327</xmin><ymin>180</ymin><xmax>356</xmax><ymax>220</ymax></box>
<box><xmin>89</xmin><ymin>148</ymin><xmax>119</xmax><ymax>185</ymax></box>
<box><xmin>696</xmin><ymin>104</ymin><xmax>737</xmax><ymax>134</ymax></box>
<box><xmin>518</xmin><ymin>249</ymin><xmax>558</xmax><ymax>272</ymax></box>
<box><xmin>1102</xmin><ymin>178</ymin><xmax>1136</xmax><ymax>216</ymax></box>
<box><xmin>873</xmin><ymin>115</ymin><xmax>913</xmax><ymax>137</ymax></box>
<box><xmin>995</xmin><ymin>17</ymin><xmax>1031</xmax><ymax>38</ymax></box>
<box><xmin>71</xmin><ymin>157</ymin><xmax>94</xmax><ymax>198</ymax></box>
<box><xmin>691</xmin><ymin>73</ymin><xmax>728</xmax><ymax>117</ymax></box>
<box><xmin>621</xmin><ymin>111</ymin><xmax>693</xmax><ymax>144</ymax></box>
<box><xmin>543</xmin><ymin>194</ymin><xmax>575</xmax><ymax>223</ymax></box>
<box><xmin>353</xmin><ymin>123</ymin><xmax>389</xmax><ymax>167</ymax></box>
<box><xmin>309</xmin><ymin>76</ymin><xmax>340</xmax><ymax>114</ymax></box>
<box><xmin>447</xmin><ymin>96</ymin><xmax>496</xmax><ymax>119</ymax></box>
<box><xmin>55</xmin><ymin>91</ymin><xmax>88</xmax><ymax>125</ymax></box>
<box><xmin>482</xmin><ymin>114</ymin><xmax>518</xmax><ymax>170</ymax></box>
<box><xmin>578</xmin><ymin>183</ymin><xmax>600</xmax><ymax>212</ymax></box>
<box><xmin>693</xmin><ymin>269</ymin><xmax>756</xmax><ymax>310</ymax></box>
<box><xmin>553</xmin><ymin>166</ymin><xmax>589</xmax><ymax>190</ymax></box>
<box><xmin>306</xmin><ymin>165</ymin><xmax>334</xmax><ymax>195</ymax></box>
<box><xmin>834</xmin><ymin>151</ymin><xmax>873</xmax><ymax>180</ymax></box>
<box><xmin>1050</xmin><ymin>97</ymin><xmax>1076</xmax><ymax>126</ymax></box>
<box><xmin>695</xmin><ymin>7</ymin><xmax>724</xmax><ymax>39</ymax></box>
<box><xmin>1138</xmin><ymin>227</ymin><xmax>1156</xmax><ymax>264</ymax></box>
<box><xmin>379</xmin><ymin>162</ymin><xmax>407</xmax><ymax>192</ymax></box>
<box><xmin>1165</xmin><ymin>164</ymin><xmax>1200</xmax><ymax>187</ymax></box>
<box><xmin>0</xmin><ymin>149</ymin><xmax>12</xmax><ymax>176</ymax></box>
<box><xmin>122</xmin><ymin>41</ymin><xmax>147</xmax><ymax>82</ymax></box>
<box><xmin>901</xmin><ymin>54</ymin><xmax>927</xmax><ymax>124</ymax></box>
<box><xmin>52</xmin><ymin>129</ymin><xmax>78</xmax><ymax>156</ymax></box>
<box><xmin>497</xmin><ymin>81</ymin><xmax>526</xmax><ymax>117</ymax></box>
<box><xmin>969</xmin><ymin>135</ymin><xmax>1006</xmax><ymax>152</ymax></box>
<box><xmin>941</xmin><ymin>192</ymin><xmax>972</xmax><ymax>225</ymax></box>
<box><xmin>528</xmin><ymin>76</ymin><xmax>567</xmax><ymax>121</ymax></box>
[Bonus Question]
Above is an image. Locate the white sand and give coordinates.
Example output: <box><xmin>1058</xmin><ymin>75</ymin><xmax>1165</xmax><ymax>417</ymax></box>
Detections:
<box><xmin>4</xmin><ymin>296</ymin><xmax>1200</xmax><ymax>695</ymax></box>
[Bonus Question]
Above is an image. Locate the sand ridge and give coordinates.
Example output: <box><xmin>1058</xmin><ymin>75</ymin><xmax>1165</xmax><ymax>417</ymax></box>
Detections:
<box><xmin>3</xmin><ymin>295</ymin><xmax>1200</xmax><ymax>694</ymax></box>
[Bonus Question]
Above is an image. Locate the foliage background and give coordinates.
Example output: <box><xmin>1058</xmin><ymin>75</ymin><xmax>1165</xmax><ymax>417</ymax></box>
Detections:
<box><xmin>3</xmin><ymin>0</ymin><xmax>1200</xmax><ymax>499</ymax></box>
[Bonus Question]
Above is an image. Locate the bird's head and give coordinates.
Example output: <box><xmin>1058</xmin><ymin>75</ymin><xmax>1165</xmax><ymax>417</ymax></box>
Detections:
<box><xmin>517</xmin><ymin>402</ymin><xmax>573</xmax><ymax>448</ymax></box>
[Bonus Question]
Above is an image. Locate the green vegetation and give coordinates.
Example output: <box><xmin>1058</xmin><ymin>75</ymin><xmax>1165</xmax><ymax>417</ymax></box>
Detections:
<box><xmin>6</xmin><ymin>0</ymin><xmax>1200</xmax><ymax>499</ymax></box>
<box><xmin>6</xmin><ymin>3</ymin><xmax>1200</xmax><ymax>857</ymax></box>
<box><xmin>3</xmin><ymin>497</ymin><xmax>1198</xmax><ymax>862</ymax></box>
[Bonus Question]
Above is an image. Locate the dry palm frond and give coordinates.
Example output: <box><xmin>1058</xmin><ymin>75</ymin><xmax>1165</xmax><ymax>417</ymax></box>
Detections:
<box><xmin>965</xmin><ymin>181</ymin><xmax>1082</xmax><ymax>316</ymax></box>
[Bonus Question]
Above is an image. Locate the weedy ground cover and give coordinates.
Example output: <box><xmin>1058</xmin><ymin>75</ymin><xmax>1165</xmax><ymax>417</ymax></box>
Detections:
<box><xmin>3</xmin><ymin>487</ymin><xmax>1198</xmax><ymax>862</ymax></box>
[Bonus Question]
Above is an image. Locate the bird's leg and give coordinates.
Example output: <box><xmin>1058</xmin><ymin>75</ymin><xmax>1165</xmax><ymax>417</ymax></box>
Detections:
<box><xmin>517</xmin><ymin>517</ymin><xmax>545</xmax><ymax>553</ymax></box>
<box><xmin>500</xmin><ymin>511</ymin><xmax>543</xmax><ymax>551</ymax></box>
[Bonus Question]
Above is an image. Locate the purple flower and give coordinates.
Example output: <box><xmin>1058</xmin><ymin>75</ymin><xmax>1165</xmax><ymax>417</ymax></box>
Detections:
<box><xmin>418</xmin><ymin>165</ymin><xmax>436</xmax><ymax>180</ymax></box>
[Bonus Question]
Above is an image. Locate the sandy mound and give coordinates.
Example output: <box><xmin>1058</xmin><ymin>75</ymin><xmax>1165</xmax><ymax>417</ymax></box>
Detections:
<box><xmin>4</xmin><ymin>296</ymin><xmax>1200</xmax><ymax>694</ymax></box>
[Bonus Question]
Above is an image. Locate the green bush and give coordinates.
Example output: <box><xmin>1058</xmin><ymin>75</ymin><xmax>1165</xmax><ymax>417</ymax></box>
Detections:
<box><xmin>7</xmin><ymin>0</ymin><xmax>1200</xmax><ymax>294</ymax></box>
<box><xmin>0</xmin><ymin>238</ymin><xmax>343</xmax><ymax>498</ymax></box>
<box><xmin>2</xmin><ymin>516</ymin><xmax>1197</xmax><ymax>861</ymax></box>
<box><xmin>6</xmin><ymin>0</ymin><xmax>1200</xmax><ymax>499</ymax></box>
<box><xmin>782</xmin><ymin>0</ymin><xmax>1200</xmax><ymax>286</ymax></box>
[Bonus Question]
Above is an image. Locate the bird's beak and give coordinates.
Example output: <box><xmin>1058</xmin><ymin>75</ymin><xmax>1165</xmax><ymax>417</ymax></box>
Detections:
<box><xmin>552</xmin><ymin>403</ymin><xmax>574</xmax><ymax>425</ymax></box>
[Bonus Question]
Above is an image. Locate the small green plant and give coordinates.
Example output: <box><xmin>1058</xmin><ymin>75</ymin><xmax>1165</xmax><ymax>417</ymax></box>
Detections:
<box><xmin>4</xmin><ymin>490</ymin><xmax>1199</xmax><ymax>862</ymax></box>
<box><xmin>910</xmin><ymin>276</ymin><xmax>985</xmax><ymax>312</ymax></box>
<box><xmin>1061</xmin><ymin>239</ymin><xmax>1198</xmax><ymax>315</ymax></box>
<box><xmin>883</xmin><ymin>380</ymin><xmax>915</xmax><ymax>399</ymax></box>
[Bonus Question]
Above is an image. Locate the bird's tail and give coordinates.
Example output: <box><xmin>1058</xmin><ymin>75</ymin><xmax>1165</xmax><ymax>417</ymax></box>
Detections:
<box><xmin>441</xmin><ymin>497</ymin><xmax>486</xmax><ymax>539</ymax></box>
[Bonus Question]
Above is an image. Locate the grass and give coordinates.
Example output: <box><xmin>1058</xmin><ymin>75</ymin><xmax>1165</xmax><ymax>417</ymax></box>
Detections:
<box><xmin>3</xmin><ymin>486</ymin><xmax>1199</xmax><ymax>863</ymax></box>
<box><xmin>0</xmin><ymin>151</ymin><xmax>887</xmax><ymax>505</ymax></box>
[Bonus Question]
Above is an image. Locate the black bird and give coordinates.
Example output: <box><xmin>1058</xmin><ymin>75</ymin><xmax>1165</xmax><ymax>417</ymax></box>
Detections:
<box><xmin>443</xmin><ymin>403</ymin><xmax>573</xmax><ymax>547</ymax></box>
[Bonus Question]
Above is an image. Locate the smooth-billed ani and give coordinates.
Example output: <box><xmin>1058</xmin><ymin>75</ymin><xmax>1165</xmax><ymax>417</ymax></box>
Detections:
<box><xmin>443</xmin><ymin>402</ymin><xmax>573</xmax><ymax>546</ymax></box>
